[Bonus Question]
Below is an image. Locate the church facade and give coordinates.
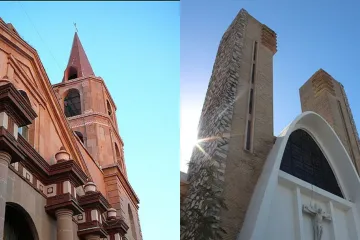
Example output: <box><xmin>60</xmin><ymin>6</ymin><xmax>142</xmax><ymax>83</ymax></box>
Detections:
<box><xmin>0</xmin><ymin>18</ymin><xmax>142</xmax><ymax>240</ymax></box>
<box><xmin>181</xmin><ymin>9</ymin><xmax>360</xmax><ymax>240</ymax></box>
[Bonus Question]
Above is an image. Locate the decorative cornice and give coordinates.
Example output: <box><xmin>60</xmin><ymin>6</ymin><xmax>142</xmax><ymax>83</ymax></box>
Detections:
<box><xmin>68</xmin><ymin>111</ymin><xmax>124</xmax><ymax>146</ymax></box>
<box><xmin>0</xmin><ymin>127</ymin><xmax>25</xmax><ymax>163</ymax></box>
<box><xmin>0</xmin><ymin>82</ymin><xmax>37</xmax><ymax>126</ymax></box>
<box><xmin>0</xmin><ymin>19</ymin><xmax>36</xmax><ymax>55</ymax></box>
<box><xmin>52</xmin><ymin>76</ymin><xmax>117</xmax><ymax>111</ymax></box>
<box><xmin>45</xmin><ymin>193</ymin><xmax>83</xmax><ymax>217</ymax></box>
<box><xmin>310</xmin><ymin>69</ymin><xmax>336</xmax><ymax>97</ymax></box>
<box><xmin>78</xmin><ymin>191</ymin><xmax>110</xmax><ymax>213</ymax></box>
<box><xmin>104</xmin><ymin>216</ymin><xmax>129</xmax><ymax>236</ymax></box>
<box><xmin>49</xmin><ymin>160</ymin><xmax>88</xmax><ymax>186</ymax></box>
<box><xmin>7</xmin><ymin>55</ymin><xmax>47</xmax><ymax>107</ymax></box>
<box><xmin>261</xmin><ymin>24</ymin><xmax>277</xmax><ymax>54</ymax></box>
<box><xmin>77</xmin><ymin>220</ymin><xmax>108</xmax><ymax>238</ymax></box>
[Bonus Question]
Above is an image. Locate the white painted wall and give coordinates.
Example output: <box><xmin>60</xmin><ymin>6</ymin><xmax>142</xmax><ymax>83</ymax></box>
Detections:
<box><xmin>238</xmin><ymin>112</ymin><xmax>360</xmax><ymax>240</ymax></box>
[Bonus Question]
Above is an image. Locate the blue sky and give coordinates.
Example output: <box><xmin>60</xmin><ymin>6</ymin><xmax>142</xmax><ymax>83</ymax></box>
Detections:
<box><xmin>1</xmin><ymin>1</ymin><xmax>179</xmax><ymax>239</ymax></box>
<box><xmin>181</xmin><ymin>0</ymin><xmax>360</xmax><ymax>171</ymax></box>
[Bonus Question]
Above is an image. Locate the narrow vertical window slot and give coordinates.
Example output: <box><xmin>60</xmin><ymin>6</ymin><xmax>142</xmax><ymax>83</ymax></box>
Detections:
<box><xmin>249</xmin><ymin>89</ymin><xmax>254</xmax><ymax>114</ymax></box>
<box><xmin>246</xmin><ymin>120</ymin><xmax>252</xmax><ymax>151</ymax></box>
<box><xmin>337</xmin><ymin>100</ymin><xmax>355</xmax><ymax>160</ymax></box>
<box><xmin>251</xmin><ymin>64</ymin><xmax>256</xmax><ymax>83</ymax></box>
<box><xmin>253</xmin><ymin>41</ymin><xmax>258</xmax><ymax>61</ymax></box>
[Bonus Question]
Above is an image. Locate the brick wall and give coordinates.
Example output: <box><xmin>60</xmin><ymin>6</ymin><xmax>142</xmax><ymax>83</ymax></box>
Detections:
<box><xmin>300</xmin><ymin>69</ymin><xmax>360</xmax><ymax>173</ymax></box>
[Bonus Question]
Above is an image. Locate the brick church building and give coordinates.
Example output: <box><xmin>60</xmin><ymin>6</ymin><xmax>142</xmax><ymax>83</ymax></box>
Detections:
<box><xmin>181</xmin><ymin>9</ymin><xmax>360</xmax><ymax>240</ymax></box>
<box><xmin>0</xmin><ymin>18</ymin><xmax>142</xmax><ymax>240</ymax></box>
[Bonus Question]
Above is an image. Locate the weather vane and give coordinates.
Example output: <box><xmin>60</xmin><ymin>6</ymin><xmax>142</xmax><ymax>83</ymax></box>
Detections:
<box><xmin>73</xmin><ymin>23</ymin><xmax>78</xmax><ymax>33</ymax></box>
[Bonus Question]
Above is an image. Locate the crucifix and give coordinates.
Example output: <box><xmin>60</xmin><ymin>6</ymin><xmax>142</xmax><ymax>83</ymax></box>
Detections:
<box><xmin>302</xmin><ymin>204</ymin><xmax>332</xmax><ymax>240</ymax></box>
<box><xmin>73</xmin><ymin>23</ymin><xmax>78</xmax><ymax>33</ymax></box>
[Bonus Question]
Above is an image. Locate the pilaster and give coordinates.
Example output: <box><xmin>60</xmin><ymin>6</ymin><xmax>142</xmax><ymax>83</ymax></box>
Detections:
<box><xmin>45</xmin><ymin>147</ymin><xmax>87</xmax><ymax>240</ymax></box>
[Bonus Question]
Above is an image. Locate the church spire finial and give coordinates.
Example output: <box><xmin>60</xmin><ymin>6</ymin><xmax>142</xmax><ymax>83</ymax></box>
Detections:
<box><xmin>73</xmin><ymin>23</ymin><xmax>78</xmax><ymax>33</ymax></box>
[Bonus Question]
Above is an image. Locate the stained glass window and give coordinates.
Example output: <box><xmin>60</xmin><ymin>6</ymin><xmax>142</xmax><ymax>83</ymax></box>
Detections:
<box><xmin>280</xmin><ymin>129</ymin><xmax>343</xmax><ymax>198</ymax></box>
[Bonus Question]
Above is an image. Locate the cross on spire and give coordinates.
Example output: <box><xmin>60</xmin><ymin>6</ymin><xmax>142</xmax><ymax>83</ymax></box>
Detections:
<box><xmin>73</xmin><ymin>23</ymin><xmax>78</xmax><ymax>33</ymax></box>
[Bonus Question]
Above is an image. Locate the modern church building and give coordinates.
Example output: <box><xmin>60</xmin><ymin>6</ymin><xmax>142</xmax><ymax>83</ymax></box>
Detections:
<box><xmin>181</xmin><ymin>9</ymin><xmax>360</xmax><ymax>240</ymax></box>
<box><xmin>0</xmin><ymin>18</ymin><xmax>142</xmax><ymax>240</ymax></box>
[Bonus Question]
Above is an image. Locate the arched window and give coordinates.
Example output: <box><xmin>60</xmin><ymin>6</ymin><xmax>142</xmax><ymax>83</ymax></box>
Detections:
<box><xmin>280</xmin><ymin>129</ymin><xmax>343</xmax><ymax>198</ymax></box>
<box><xmin>114</xmin><ymin>143</ymin><xmax>123</xmax><ymax>169</ymax></box>
<box><xmin>74</xmin><ymin>131</ymin><xmax>84</xmax><ymax>144</ymax></box>
<box><xmin>64</xmin><ymin>89</ymin><xmax>81</xmax><ymax>117</ymax></box>
<box><xmin>128</xmin><ymin>204</ymin><xmax>137</xmax><ymax>239</ymax></box>
<box><xmin>107</xmin><ymin>100</ymin><xmax>112</xmax><ymax>116</ymax></box>
<box><xmin>67</xmin><ymin>66</ymin><xmax>78</xmax><ymax>80</ymax></box>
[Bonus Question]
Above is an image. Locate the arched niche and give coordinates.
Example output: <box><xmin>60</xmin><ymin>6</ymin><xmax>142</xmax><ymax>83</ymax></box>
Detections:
<box><xmin>67</xmin><ymin>66</ymin><xmax>78</xmax><ymax>80</ymax></box>
<box><xmin>75</xmin><ymin>131</ymin><xmax>84</xmax><ymax>144</ymax></box>
<box><xmin>128</xmin><ymin>204</ymin><xmax>137</xmax><ymax>239</ymax></box>
<box><xmin>64</xmin><ymin>88</ymin><xmax>82</xmax><ymax>117</ymax></box>
<box><xmin>114</xmin><ymin>142</ymin><xmax>123</xmax><ymax>170</ymax></box>
<box><xmin>107</xmin><ymin>100</ymin><xmax>112</xmax><ymax>116</ymax></box>
<box><xmin>4</xmin><ymin>202</ymin><xmax>39</xmax><ymax>240</ymax></box>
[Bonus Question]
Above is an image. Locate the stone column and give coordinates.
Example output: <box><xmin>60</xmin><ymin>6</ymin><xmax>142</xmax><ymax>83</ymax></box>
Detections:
<box><xmin>55</xmin><ymin>209</ymin><xmax>74</xmax><ymax>240</ymax></box>
<box><xmin>85</xmin><ymin>235</ymin><xmax>101</xmax><ymax>240</ymax></box>
<box><xmin>0</xmin><ymin>151</ymin><xmax>11</xmax><ymax>239</ymax></box>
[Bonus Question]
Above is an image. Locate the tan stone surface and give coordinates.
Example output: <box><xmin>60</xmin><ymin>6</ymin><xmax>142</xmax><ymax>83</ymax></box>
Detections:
<box><xmin>300</xmin><ymin>69</ymin><xmax>360</xmax><ymax>173</ymax></box>
<box><xmin>220</xmin><ymin>13</ymin><xmax>275</xmax><ymax>240</ymax></box>
<box><xmin>184</xmin><ymin>9</ymin><xmax>276</xmax><ymax>240</ymax></box>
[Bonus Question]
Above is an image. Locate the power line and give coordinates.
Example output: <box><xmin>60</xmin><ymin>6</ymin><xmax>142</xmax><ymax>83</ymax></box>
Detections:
<box><xmin>16</xmin><ymin>1</ymin><xmax>62</xmax><ymax>73</ymax></box>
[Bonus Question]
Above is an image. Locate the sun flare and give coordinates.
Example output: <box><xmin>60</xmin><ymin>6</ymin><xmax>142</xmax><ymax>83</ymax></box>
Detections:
<box><xmin>180</xmin><ymin>109</ymin><xmax>201</xmax><ymax>172</ymax></box>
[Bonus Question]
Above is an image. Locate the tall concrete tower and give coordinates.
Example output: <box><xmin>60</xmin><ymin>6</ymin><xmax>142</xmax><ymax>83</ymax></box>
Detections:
<box><xmin>186</xmin><ymin>9</ymin><xmax>277</xmax><ymax>239</ymax></box>
<box><xmin>300</xmin><ymin>69</ymin><xmax>360</xmax><ymax>173</ymax></box>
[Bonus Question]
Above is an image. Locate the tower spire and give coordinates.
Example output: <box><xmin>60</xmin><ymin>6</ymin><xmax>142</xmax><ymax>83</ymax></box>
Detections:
<box><xmin>62</xmin><ymin>31</ymin><xmax>95</xmax><ymax>82</ymax></box>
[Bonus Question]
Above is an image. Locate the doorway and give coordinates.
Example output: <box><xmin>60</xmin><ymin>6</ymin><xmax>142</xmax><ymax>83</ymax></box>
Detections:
<box><xmin>4</xmin><ymin>203</ymin><xmax>39</xmax><ymax>240</ymax></box>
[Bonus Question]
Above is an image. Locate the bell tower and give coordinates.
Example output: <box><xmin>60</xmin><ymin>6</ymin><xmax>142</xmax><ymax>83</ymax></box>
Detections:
<box><xmin>53</xmin><ymin>32</ymin><xmax>143</xmax><ymax>240</ymax></box>
<box><xmin>53</xmin><ymin>32</ymin><xmax>125</xmax><ymax>172</ymax></box>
